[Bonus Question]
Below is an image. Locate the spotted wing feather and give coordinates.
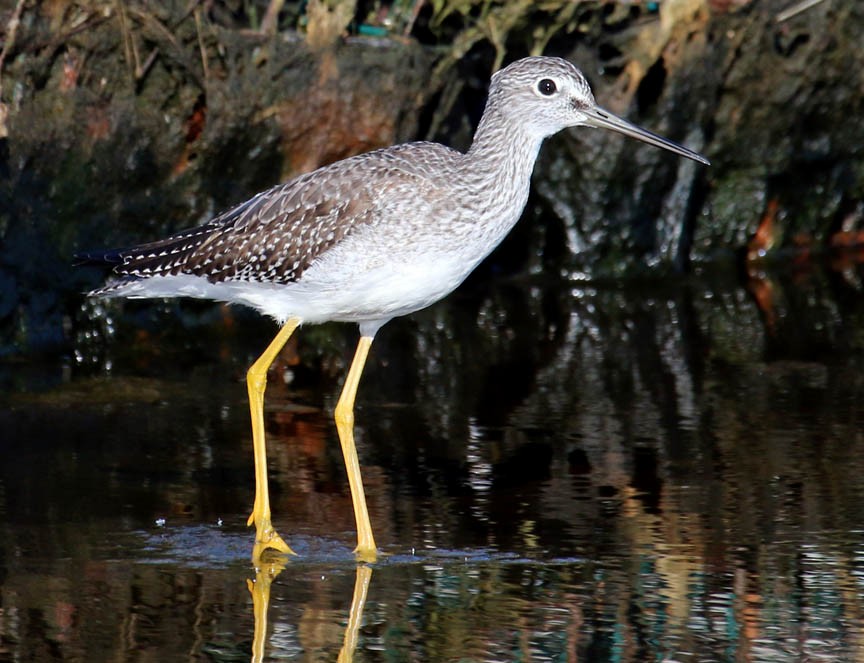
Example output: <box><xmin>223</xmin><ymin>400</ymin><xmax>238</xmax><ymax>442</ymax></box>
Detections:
<box><xmin>89</xmin><ymin>161</ymin><xmax>381</xmax><ymax>294</ymax></box>
<box><xmin>85</xmin><ymin>142</ymin><xmax>462</xmax><ymax>298</ymax></box>
<box><xmin>180</xmin><ymin>171</ymin><xmax>376</xmax><ymax>284</ymax></box>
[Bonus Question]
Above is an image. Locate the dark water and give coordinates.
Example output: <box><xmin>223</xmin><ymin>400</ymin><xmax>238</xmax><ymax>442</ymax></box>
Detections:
<box><xmin>3</xmin><ymin>261</ymin><xmax>864</xmax><ymax>661</ymax></box>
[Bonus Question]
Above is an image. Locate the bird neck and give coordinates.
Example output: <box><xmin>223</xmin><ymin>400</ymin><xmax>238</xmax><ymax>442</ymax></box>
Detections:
<box><xmin>466</xmin><ymin>104</ymin><xmax>544</xmax><ymax>177</ymax></box>
<box><xmin>461</xmin><ymin>104</ymin><xmax>544</xmax><ymax>227</ymax></box>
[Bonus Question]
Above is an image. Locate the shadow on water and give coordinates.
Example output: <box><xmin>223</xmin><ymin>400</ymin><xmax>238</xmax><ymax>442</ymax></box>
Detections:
<box><xmin>3</xmin><ymin>253</ymin><xmax>864</xmax><ymax>660</ymax></box>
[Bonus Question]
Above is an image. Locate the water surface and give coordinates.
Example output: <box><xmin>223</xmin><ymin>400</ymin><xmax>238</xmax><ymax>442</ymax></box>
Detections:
<box><xmin>2</xmin><ymin>262</ymin><xmax>864</xmax><ymax>661</ymax></box>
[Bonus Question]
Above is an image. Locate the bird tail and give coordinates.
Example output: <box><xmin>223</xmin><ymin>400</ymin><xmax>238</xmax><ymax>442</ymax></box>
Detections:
<box><xmin>72</xmin><ymin>247</ymin><xmax>129</xmax><ymax>267</ymax></box>
<box><xmin>73</xmin><ymin>247</ymin><xmax>137</xmax><ymax>296</ymax></box>
<box><xmin>75</xmin><ymin>223</ymin><xmax>221</xmax><ymax>297</ymax></box>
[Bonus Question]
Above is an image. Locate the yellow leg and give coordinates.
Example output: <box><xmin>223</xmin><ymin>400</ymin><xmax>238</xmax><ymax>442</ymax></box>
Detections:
<box><xmin>334</xmin><ymin>336</ymin><xmax>378</xmax><ymax>560</ymax></box>
<box><xmin>247</xmin><ymin>317</ymin><xmax>301</xmax><ymax>562</ymax></box>
<box><xmin>337</xmin><ymin>565</ymin><xmax>373</xmax><ymax>663</ymax></box>
<box><xmin>247</xmin><ymin>559</ymin><xmax>287</xmax><ymax>662</ymax></box>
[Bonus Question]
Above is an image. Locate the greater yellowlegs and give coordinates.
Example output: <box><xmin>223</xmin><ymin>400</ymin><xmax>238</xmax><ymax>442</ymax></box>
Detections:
<box><xmin>82</xmin><ymin>56</ymin><xmax>709</xmax><ymax>562</ymax></box>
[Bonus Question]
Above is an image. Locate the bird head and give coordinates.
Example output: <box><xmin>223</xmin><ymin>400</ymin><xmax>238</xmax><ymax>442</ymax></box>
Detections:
<box><xmin>490</xmin><ymin>56</ymin><xmax>709</xmax><ymax>165</ymax></box>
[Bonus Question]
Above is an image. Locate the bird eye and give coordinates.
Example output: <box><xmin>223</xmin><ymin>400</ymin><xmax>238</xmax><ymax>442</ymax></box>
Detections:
<box><xmin>537</xmin><ymin>78</ymin><xmax>557</xmax><ymax>96</ymax></box>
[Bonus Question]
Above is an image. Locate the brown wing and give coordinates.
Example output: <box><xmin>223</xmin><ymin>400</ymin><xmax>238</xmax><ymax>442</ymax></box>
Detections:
<box><xmin>100</xmin><ymin>142</ymin><xmax>461</xmax><ymax>285</ymax></box>
<box><xmin>110</xmin><ymin>159</ymin><xmax>380</xmax><ymax>284</ymax></box>
<box><xmin>185</xmin><ymin>172</ymin><xmax>378</xmax><ymax>284</ymax></box>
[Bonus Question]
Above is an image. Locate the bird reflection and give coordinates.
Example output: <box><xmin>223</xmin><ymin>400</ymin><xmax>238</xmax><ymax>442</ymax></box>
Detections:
<box><xmin>337</xmin><ymin>565</ymin><xmax>373</xmax><ymax>663</ymax></box>
<box><xmin>248</xmin><ymin>561</ymin><xmax>373</xmax><ymax>663</ymax></box>
<box><xmin>247</xmin><ymin>560</ymin><xmax>283</xmax><ymax>663</ymax></box>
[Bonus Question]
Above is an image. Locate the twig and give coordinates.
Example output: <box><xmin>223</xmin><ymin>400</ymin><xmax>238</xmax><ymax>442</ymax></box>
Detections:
<box><xmin>776</xmin><ymin>0</ymin><xmax>828</xmax><ymax>23</ymax></box>
<box><xmin>194</xmin><ymin>6</ymin><xmax>209</xmax><ymax>83</ymax></box>
<box><xmin>260</xmin><ymin>0</ymin><xmax>286</xmax><ymax>35</ymax></box>
<box><xmin>116</xmin><ymin>0</ymin><xmax>141</xmax><ymax>81</ymax></box>
<box><xmin>0</xmin><ymin>0</ymin><xmax>27</xmax><ymax>98</ymax></box>
<box><xmin>138</xmin><ymin>46</ymin><xmax>160</xmax><ymax>79</ymax></box>
<box><xmin>127</xmin><ymin>6</ymin><xmax>202</xmax><ymax>86</ymax></box>
<box><xmin>0</xmin><ymin>0</ymin><xmax>26</xmax><ymax>138</ymax></box>
<box><xmin>403</xmin><ymin>0</ymin><xmax>426</xmax><ymax>37</ymax></box>
<box><xmin>20</xmin><ymin>11</ymin><xmax>111</xmax><ymax>54</ymax></box>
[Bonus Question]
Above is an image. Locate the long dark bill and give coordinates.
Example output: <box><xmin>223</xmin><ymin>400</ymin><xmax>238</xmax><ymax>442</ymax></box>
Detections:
<box><xmin>584</xmin><ymin>106</ymin><xmax>710</xmax><ymax>165</ymax></box>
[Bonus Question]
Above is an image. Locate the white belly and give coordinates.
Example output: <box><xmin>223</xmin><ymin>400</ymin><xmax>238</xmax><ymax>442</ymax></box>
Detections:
<box><xmin>255</xmin><ymin>241</ymin><xmax>479</xmax><ymax>324</ymax></box>
<box><xmin>109</xmin><ymin>241</ymin><xmax>482</xmax><ymax>332</ymax></box>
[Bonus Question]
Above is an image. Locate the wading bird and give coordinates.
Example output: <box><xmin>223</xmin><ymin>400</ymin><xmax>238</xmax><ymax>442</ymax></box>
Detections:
<box><xmin>81</xmin><ymin>56</ymin><xmax>709</xmax><ymax>562</ymax></box>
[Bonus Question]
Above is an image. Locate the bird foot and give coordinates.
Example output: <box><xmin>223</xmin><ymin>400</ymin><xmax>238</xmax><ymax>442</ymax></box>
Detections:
<box><xmin>353</xmin><ymin>545</ymin><xmax>379</xmax><ymax>564</ymax></box>
<box><xmin>249</xmin><ymin>515</ymin><xmax>296</xmax><ymax>563</ymax></box>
